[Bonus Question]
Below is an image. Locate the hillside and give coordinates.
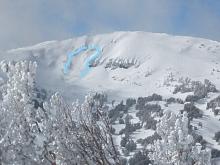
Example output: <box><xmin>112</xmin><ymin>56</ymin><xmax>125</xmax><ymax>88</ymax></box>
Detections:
<box><xmin>1</xmin><ymin>31</ymin><xmax>220</xmax><ymax>164</ymax></box>
<box><xmin>1</xmin><ymin>31</ymin><xmax>219</xmax><ymax>101</ymax></box>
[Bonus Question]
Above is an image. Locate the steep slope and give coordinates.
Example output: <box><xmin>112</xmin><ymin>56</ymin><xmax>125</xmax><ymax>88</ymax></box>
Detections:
<box><xmin>1</xmin><ymin>31</ymin><xmax>220</xmax><ymax>101</ymax></box>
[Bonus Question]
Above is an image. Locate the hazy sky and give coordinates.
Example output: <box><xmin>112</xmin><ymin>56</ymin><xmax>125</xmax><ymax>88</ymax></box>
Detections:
<box><xmin>0</xmin><ymin>0</ymin><xmax>220</xmax><ymax>51</ymax></box>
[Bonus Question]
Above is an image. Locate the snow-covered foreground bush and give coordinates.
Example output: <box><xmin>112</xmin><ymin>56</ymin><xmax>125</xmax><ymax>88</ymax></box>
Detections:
<box><xmin>149</xmin><ymin>110</ymin><xmax>211</xmax><ymax>165</ymax></box>
<box><xmin>44</xmin><ymin>93</ymin><xmax>121</xmax><ymax>165</ymax></box>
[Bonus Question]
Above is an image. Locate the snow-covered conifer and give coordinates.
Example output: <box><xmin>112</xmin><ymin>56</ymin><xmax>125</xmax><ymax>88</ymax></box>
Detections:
<box><xmin>0</xmin><ymin>60</ymin><xmax>48</xmax><ymax>165</ymax></box>
<box><xmin>149</xmin><ymin>110</ymin><xmax>211</xmax><ymax>165</ymax></box>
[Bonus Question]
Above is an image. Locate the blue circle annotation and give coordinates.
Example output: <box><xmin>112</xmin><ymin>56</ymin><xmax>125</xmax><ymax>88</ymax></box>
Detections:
<box><xmin>63</xmin><ymin>45</ymin><xmax>102</xmax><ymax>77</ymax></box>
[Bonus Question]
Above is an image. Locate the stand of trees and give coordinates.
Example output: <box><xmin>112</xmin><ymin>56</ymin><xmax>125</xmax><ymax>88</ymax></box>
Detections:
<box><xmin>0</xmin><ymin>60</ymin><xmax>120</xmax><ymax>165</ymax></box>
<box><xmin>149</xmin><ymin>110</ymin><xmax>211</xmax><ymax>165</ymax></box>
<box><xmin>0</xmin><ymin>60</ymin><xmax>213</xmax><ymax>165</ymax></box>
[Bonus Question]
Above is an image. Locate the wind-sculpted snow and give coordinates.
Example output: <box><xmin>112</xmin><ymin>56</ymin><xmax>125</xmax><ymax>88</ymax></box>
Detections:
<box><xmin>63</xmin><ymin>45</ymin><xmax>102</xmax><ymax>77</ymax></box>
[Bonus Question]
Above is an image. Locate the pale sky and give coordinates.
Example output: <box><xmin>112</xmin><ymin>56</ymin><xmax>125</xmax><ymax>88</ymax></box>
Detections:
<box><xmin>0</xmin><ymin>0</ymin><xmax>219</xmax><ymax>51</ymax></box>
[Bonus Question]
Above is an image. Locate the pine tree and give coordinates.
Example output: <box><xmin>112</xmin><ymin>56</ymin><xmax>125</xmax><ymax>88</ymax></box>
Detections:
<box><xmin>0</xmin><ymin>60</ymin><xmax>49</xmax><ymax>164</ymax></box>
<box><xmin>149</xmin><ymin>110</ymin><xmax>211</xmax><ymax>165</ymax></box>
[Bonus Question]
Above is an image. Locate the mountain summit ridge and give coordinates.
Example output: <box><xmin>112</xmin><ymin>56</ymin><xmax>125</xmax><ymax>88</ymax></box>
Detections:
<box><xmin>1</xmin><ymin>31</ymin><xmax>220</xmax><ymax>100</ymax></box>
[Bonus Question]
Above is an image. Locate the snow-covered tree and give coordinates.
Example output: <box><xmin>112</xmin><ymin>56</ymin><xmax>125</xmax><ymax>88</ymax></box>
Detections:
<box><xmin>105</xmin><ymin>58</ymin><xmax>139</xmax><ymax>69</ymax></box>
<box><xmin>149</xmin><ymin>110</ymin><xmax>211</xmax><ymax>165</ymax></box>
<box><xmin>44</xmin><ymin>93</ymin><xmax>120</xmax><ymax>165</ymax></box>
<box><xmin>0</xmin><ymin>60</ymin><xmax>49</xmax><ymax>165</ymax></box>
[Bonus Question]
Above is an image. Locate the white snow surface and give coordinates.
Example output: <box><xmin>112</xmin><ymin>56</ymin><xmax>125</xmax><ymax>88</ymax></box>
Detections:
<box><xmin>1</xmin><ymin>31</ymin><xmax>220</xmax><ymax>101</ymax></box>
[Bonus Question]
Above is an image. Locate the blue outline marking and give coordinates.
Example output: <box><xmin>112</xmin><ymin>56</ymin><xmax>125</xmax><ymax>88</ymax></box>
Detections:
<box><xmin>64</xmin><ymin>45</ymin><xmax>102</xmax><ymax>77</ymax></box>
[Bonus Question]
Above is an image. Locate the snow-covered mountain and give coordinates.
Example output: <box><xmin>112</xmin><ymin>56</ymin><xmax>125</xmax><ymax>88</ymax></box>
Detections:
<box><xmin>2</xmin><ymin>31</ymin><xmax>220</xmax><ymax>101</ymax></box>
<box><xmin>1</xmin><ymin>31</ymin><xmax>220</xmax><ymax>160</ymax></box>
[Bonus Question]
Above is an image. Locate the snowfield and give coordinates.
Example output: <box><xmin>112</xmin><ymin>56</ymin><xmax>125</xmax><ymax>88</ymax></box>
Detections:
<box><xmin>1</xmin><ymin>31</ymin><xmax>219</xmax><ymax>101</ymax></box>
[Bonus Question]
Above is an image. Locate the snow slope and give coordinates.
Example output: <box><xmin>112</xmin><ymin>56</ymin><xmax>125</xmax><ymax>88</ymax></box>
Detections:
<box><xmin>1</xmin><ymin>31</ymin><xmax>220</xmax><ymax>101</ymax></box>
<box><xmin>1</xmin><ymin>31</ymin><xmax>220</xmax><ymax>161</ymax></box>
